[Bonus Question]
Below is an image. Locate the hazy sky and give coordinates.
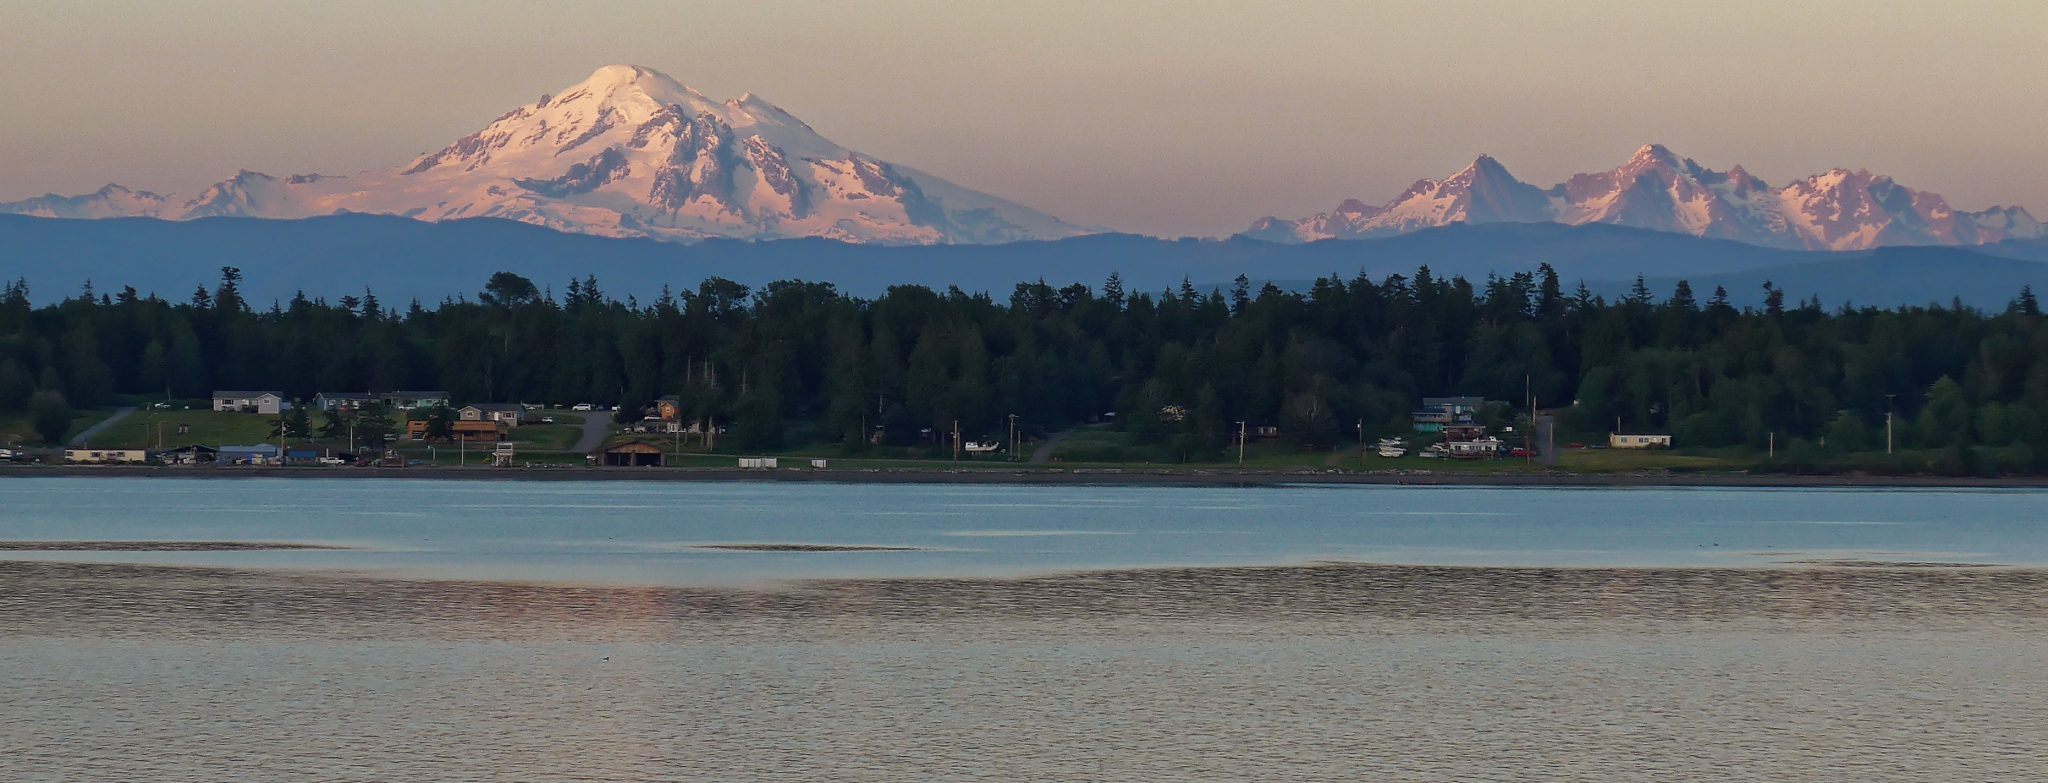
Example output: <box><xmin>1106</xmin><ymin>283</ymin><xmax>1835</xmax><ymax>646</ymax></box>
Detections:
<box><xmin>4</xmin><ymin>0</ymin><xmax>2044</xmax><ymax>236</ymax></box>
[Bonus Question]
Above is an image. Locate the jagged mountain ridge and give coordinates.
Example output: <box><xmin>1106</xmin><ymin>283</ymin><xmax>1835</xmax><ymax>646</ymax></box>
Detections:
<box><xmin>0</xmin><ymin>65</ymin><xmax>1086</xmax><ymax>244</ymax></box>
<box><xmin>1246</xmin><ymin>144</ymin><xmax>2045</xmax><ymax>250</ymax></box>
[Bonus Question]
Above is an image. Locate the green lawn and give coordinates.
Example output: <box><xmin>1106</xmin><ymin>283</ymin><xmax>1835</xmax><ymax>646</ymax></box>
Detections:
<box><xmin>393</xmin><ymin>445</ymin><xmax>589</xmax><ymax>466</ymax></box>
<box><xmin>86</xmin><ymin>409</ymin><xmax>286</xmax><ymax>449</ymax></box>
<box><xmin>1556</xmin><ymin>448</ymin><xmax>1749</xmax><ymax>472</ymax></box>
<box><xmin>508</xmin><ymin>423</ymin><xmax>583</xmax><ymax>450</ymax></box>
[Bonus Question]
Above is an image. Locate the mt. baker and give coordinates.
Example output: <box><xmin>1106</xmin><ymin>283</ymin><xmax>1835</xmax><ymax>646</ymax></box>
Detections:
<box><xmin>1247</xmin><ymin>144</ymin><xmax>2044</xmax><ymax>251</ymax></box>
<box><xmin>1</xmin><ymin>65</ymin><xmax>1085</xmax><ymax>244</ymax></box>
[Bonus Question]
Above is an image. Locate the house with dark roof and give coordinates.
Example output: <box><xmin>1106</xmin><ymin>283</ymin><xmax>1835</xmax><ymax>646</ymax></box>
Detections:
<box><xmin>212</xmin><ymin>391</ymin><xmax>289</xmax><ymax>415</ymax></box>
<box><xmin>312</xmin><ymin>392</ymin><xmax>376</xmax><ymax>412</ymax></box>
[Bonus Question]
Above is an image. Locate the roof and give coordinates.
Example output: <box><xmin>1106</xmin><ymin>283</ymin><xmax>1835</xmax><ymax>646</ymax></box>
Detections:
<box><xmin>656</xmin><ymin>395</ymin><xmax>682</xmax><ymax>403</ymax></box>
<box><xmin>604</xmin><ymin>441</ymin><xmax>664</xmax><ymax>454</ymax></box>
<box><xmin>212</xmin><ymin>390</ymin><xmax>284</xmax><ymax>398</ymax></box>
<box><xmin>219</xmin><ymin>444</ymin><xmax>281</xmax><ymax>454</ymax></box>
<box><xmin>461</xmin><ymin>403</ymin><xmax>525</xmax><ymax>412</ymax></box>
<box><xmin>384</xmin><ymin>390</ymin><xmax>449</xmax><ymax>397</ymax></box>
<box><xmin>151</xmin><ymin>445</ymin><xmax>220</xmax><ymax>454</ymax></box>
<box><xmin>1421</xmin><ymin>396</ymin><xmax>1486</xmax><ymax>407</ymax></box>
<box><xmin>314</xmin><ymin>391</ymin><xmax>374</xmax><ymax>400</ymax></box>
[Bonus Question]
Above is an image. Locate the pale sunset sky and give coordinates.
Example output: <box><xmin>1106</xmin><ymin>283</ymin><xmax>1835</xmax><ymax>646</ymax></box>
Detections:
<box><xmin>2</xmin><ymin>0</ymin><xmax>2043</xmax><ymax>236</ymax></box>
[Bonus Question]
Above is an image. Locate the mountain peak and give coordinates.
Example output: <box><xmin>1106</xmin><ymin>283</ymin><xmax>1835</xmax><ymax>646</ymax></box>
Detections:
<box><xmin>1460</xmin><ymin>153</ymin><xmax>1517</xmax><ymax>181</ymax></box>
<box><xmin>1625</xmin><ymin>143</ymin><xmax>1681</xmax><ymax>168</ymax></box>
<box><xmin>0</xmin><ymin>64</ymin><xmax>1085</xmax><ymax>244</ymax></box>
<box><xmin>575</xmin><ymin>64</ymin><xmax>696</xmax><ymax>96</ymax></box>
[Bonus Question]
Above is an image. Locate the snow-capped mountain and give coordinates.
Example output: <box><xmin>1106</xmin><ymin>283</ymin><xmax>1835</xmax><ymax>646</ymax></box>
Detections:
<box><xmin>1246</xmin><ymin>144</ymin><xmax>2045</xmax><ymax>250</ymax></box>
<box><xmin>1</xmin><ymin>65</ymin><xmax>1087</xmax><ymax>244</ymax></box>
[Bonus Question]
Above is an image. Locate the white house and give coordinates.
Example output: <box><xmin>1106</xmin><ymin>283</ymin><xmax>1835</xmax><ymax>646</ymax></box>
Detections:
<box><xmin>212</xmin><ymin>391</ymin><xmax>289</xmax><ymax>415</ymax></box>
<box><xmin>382</xmin><ymin>390</ymin><xmax>450</xmax><ymax>409</ymax></box>
<box><xmin>1609</xmin><ymin>433</ymin><xmax>1673</xmax><ymax>449</ymax></box>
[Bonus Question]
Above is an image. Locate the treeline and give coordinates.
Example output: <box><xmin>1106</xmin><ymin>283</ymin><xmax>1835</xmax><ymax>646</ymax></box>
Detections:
<box><xmin>3</xmin><ymin>266</ymin><xmax>2046</xmax><ymax>472</ymax></box>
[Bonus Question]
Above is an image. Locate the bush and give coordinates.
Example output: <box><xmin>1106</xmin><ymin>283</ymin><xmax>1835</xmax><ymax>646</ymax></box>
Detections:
<box><xmin>28</xmin><ymin>390</ymin><xmax>70</xmax><ymax>445</ymax></box>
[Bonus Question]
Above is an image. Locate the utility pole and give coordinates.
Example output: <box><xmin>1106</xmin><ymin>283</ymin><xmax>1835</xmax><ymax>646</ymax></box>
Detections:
<box><xmin>1008</xmin><ymin>414</ymin><xmax>1018</xmax><ymax>462</ymax></box>
<box><xmin>1236</xmin><ymin>421</ymin><xmax>1247</xmax><ymax>466</ymax></box>
<box><xmin>952</xmin><ymin>419</ymin><xmax>961</xmax><ymax>462</ymax></box>
<box><xmin>1884</xmin><ymin>393</ymin><xmax>1896</xmax><ymax>454</ymax></box>
<box><xmin>1768</xmin><ymin>431</ymin><xmax>1775</xmax><ymax>460</ymax></box>
<box><xmin>1526</xmin><ymin>398</ymin><xmax>1536</xmax><ymax>465</ymax></box>
<box><xmin>1356</xmin><ymin>419</ymin><xmax>1365</xmax><ymax>461</ymax></box>
<box><xmin>459</xmin><ymin>433</ymin><xmax>466</xmax><ymax>466</ymax></box>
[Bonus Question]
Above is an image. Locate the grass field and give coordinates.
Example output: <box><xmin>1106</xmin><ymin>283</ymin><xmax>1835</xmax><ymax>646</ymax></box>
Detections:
<box><xmin>86</xmin><ymin>409</ymin><xmax>289</xmax><ymax>449</ymax></box>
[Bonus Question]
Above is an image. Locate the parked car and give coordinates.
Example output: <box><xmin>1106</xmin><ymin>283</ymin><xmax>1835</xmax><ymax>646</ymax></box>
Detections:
<box><xmin>541</xmin><ymin>417</ymin><xmax>556</xmax><ymax>424</ymax></box>
<box><xmin>572</xmin><ymin>403</ymin><xmax>595</xmax><ymax>411</ymax></box>
<box><xmin>150</xmin><ymin>402</ymin><xmax>172</xmax><ymax>409</ymax></box>
<box><xmin>1509</xmin><ymin>448</ymin><xmax>1531</xmax><ymax>458</ymax></box>
<box><xmin>316</xmin><ymin>457</ymin><xmax>348</xmax><ymax>466</ymax></box>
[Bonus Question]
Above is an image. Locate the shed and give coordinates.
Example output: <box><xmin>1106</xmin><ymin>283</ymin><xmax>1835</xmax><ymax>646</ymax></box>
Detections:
<box><xmin>600</xmin><ymin>441</ymin><xmax>664</xmax><ymax>467</ymax></box>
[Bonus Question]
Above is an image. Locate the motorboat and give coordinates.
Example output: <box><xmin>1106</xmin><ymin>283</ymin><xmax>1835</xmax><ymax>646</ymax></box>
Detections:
<box><xmin>1375</xmin><ymin>438</ymin><xmax>1407</xmax><ymax>458</ymax></box>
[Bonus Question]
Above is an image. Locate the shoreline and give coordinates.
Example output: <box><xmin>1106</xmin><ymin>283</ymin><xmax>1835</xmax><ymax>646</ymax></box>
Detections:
<box><xmin>4</xmin><ymin>464</ymin><xmax>2044</xmax><ymax>488</ymax></box>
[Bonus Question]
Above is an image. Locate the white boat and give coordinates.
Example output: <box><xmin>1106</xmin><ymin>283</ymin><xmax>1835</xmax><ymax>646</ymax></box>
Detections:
<box><xmin>1418</xmin><ymin>443</ymin><xmax>1447</xmax><ymax>459</ymax></box>
<box><xmin>1375</xmin><ymin>438</ymin><xmax>1407</xmax><ymax>458</ymax></box>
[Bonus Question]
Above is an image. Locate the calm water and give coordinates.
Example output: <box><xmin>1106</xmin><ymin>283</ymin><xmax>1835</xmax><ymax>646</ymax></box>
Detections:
<box><xmin>0</xmin><ymin>478</ymin><xmax>2043</xmax><ymax>583</ymax></box>
<box><xmin>4</xmin><ymin>477</ymin><xmax>2046</xmax><ymax>780</ymax></box>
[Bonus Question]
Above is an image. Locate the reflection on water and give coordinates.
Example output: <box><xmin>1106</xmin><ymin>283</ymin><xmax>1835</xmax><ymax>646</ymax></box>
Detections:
<box><xmin>5</xmin><ymin>560</ymin><xmax>2048</xmax><ymax>780</ymax></box>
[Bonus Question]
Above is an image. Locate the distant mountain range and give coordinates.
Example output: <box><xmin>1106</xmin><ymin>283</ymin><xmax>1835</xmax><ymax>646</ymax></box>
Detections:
<box><xmin>5</xmin><ymin>213</ymin><xmax>2042</xmax><ymax>311</ymax></box>
<box><xmin>1245</xmin><ymin>145</ymin><xmax>2045</xmax><ymax>251</ymax></box>
<box><xmin>0</xmin><ymin>65</ymin><xmax>1086</xmax><ymax>245</ymax></box>
<box><xmin>5</xmin><ymin>65</ymin><xmax>2038</xmax><ymax>255</ymax></box>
